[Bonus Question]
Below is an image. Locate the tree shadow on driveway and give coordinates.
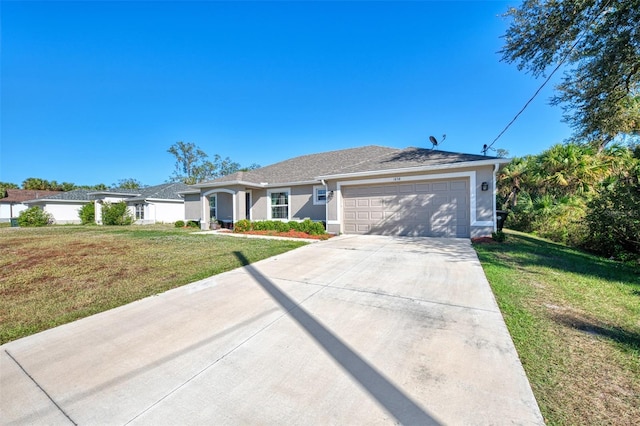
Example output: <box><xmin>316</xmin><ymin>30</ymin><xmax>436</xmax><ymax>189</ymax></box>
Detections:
<box><xmin>234</xmin><ymin>251</ymin><xmax>440</xmax><ymax>425</ymax></box>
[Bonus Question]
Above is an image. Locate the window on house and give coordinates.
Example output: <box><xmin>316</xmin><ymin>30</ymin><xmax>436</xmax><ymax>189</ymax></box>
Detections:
<box><xmin>135</xmin><ymin>204</ymin><xmax>144</xmax><ymax>220</ymax></box>
<box><xmin>209</xmin><ymin>195</ymin><xmax>217</xmax><ymax>219</ymax></box>
<box><xmin>269</xmin><ymin>190</ymin><xmax>289</xmax><ymax>220</ymax></box>
<box><xmin>313</xmin><ymin>186</ymin><xmax>327</xmax><ymax>205</ymax></box>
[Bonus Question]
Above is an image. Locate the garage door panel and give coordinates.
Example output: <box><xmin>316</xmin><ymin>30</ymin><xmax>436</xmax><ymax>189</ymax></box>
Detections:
<box><xmin>344</xmin><ymin>199</ymin><xmax>357</xmax><ymax>208</ymax></box>
<box><xmin>432</xmin><ymin>182</ymin><xmax>448</xmax><ymax>191</ymax></box>
<box><xmin>357</xmin><ymin>224</ymin><xmax>371</xmax><ymax>232</ymax></box>
<box><xmin>399</xmin><ymin>184</ymin><xmax>414</xmax><ymax>193</ymax></box>
<box><xmin>451</xmin><ymin>181</ymin><xmax>467</xmax><ymax>190</ymax></box>
<box><xmin>343</xmin><ymin>179</ymin><xmax>470</xmax><ymax>238</ymax></box>
<box><xmin>415</xmin><ymin>183</ymin><xmax>430</xmax><ymax>193</ymax></box>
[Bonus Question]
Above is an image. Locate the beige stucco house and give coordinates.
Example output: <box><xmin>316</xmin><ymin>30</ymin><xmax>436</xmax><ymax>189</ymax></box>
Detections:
<box><xmin>183</xmin><ymin>145</ymin><xmax>509</xmax><ymax>238</ymax></box>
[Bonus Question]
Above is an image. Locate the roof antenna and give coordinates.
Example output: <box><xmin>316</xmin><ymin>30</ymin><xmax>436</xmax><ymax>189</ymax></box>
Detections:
<box><xmin>429</xmin><ymin>134</ymin><xmax>446</xmax><ymax>150</ymax></box>
<box><xmin>481</xmin><ymin>144</ymin><xmax>495</xmax><ymax>156</ymax></box>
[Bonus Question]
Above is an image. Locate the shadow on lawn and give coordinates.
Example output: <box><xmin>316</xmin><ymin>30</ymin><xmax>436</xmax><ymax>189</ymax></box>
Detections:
<box><xmin>478</xmin><ymin>231</ymin><xmax>640</xmax><ymax>290</ymax></box>
<box><xmin>234</xmin><ymin>251</ymin><xmax>440</xmax><ymax>425</ymax></box>
<box><xmin>550</xmin><ymin>311</ymin><xmax>640</xmax><ymax>353</ymax></box>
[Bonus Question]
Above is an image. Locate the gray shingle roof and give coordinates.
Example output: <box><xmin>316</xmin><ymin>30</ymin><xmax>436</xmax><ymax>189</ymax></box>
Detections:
<box><xmin>127</xmin><ymin>182</ymin><xmax>192</xmax><ymax>201</ymax></box>
<box><xmin>25</xmin><ymin>189</ymin><xmax>94</xmax><ymax>202</ymax></box>
<box><xmin>200</xmin><ymin>145</ymin><xmax>503</xmax><ymax>186</ymax></box>
<box><xmin>24</xmin><ymin>183</ymin><xmax>192</xmax><ymax>203</ymax></box>
<box><xmin>325</xmin><ymin>147</ymin><xmax>499</xmax><ymax>175</ymax></box>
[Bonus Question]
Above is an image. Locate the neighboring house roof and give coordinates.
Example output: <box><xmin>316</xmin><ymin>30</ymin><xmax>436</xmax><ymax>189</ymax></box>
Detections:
<box><xmin>196</xmin><ymin>145</ymin><xmax>507</xmax><ymax>187</ymax></box>
<box><xmin>126</xmin><ymin>182</ymin><xmax>192</xmax><ymax>202</ymax></box>
<box><xmin>23</xmin><ymin>190</ymin><xmax>95</xmax><ymax>203</ymax></box>
<box><xmin>23</xmin><ymin>183</ymin><xmax>192</xmax><ymax>204</ymax></box>
<box><xmin>0</xmin><ymin>189</ymin><xmax>63</xmax><ymax>203</ymax></box>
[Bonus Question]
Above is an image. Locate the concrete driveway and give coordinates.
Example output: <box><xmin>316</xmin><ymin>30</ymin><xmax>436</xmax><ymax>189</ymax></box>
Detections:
<box><xmin>1</xmin><ymin>235</ymin><xmax>543</xmax><ymax>425</ymax></box>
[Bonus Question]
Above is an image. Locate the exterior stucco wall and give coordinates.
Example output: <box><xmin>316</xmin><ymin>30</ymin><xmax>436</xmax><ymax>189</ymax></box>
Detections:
<box><xmin>184</xmin><ymin>194</ymin><xmax>200</xmax><ymax>221</ymax></box>
<box><xmin>474</xmin><ymin>165</ymin><xmax>496</xmax><ymax>223</ymax></box>
<box><xmin>290</xmin><ymin>185</ymin><xmax>325</xmax><ymax>220</ymax></box>
<box><xmin>251</xmin><ymin>189</ymin><xmax>268</xmax><ymax>221</ymax></box>
<box><xmin>0</xmin><ymin>203</ymin><xmax>28</xmax><ymax>221</ymax></box>
<box><xmin>132</xmin><ymin>201</ymin><xmax>183</xmax><ymax>224</ymax></box>
<box><xmin>44</xmin><ymin>202</ymin><xmax>84</xmax><ymax>224</ymax></box>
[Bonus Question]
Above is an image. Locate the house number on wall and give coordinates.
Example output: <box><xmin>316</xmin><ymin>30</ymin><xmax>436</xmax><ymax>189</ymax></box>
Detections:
<box><xmin>392</xmin><ymin>177</ymin><xmax>401</xmax><ymax>181</ymax></box>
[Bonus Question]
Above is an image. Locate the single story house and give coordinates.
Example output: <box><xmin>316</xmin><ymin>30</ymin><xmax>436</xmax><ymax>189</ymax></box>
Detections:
<box><xmin>183</xmin><ymin>145</ymin><xmax>510</xmax><ymax>238</ymax></box>
<box><xmin>0</xmin><ymin>189</ymin><xmax>63</xmax><ymax>222</ymax></box>
<box><xmin>24</xmin><ymin>182</ymin><xmax>190</xmax><ymax>225</ymax></box>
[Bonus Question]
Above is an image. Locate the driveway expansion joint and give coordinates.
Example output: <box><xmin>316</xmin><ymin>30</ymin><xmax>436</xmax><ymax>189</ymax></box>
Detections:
<box><xmin>4</xmin><ymin>349</ymin><xmax>77</xmax><ymax>426</ymax></box>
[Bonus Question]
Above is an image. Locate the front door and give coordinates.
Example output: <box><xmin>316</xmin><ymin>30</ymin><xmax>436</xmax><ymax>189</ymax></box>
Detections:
<box><xmin>245</xmin><ymin>191</ymin><xmax>251</xmax><ymax>220</ymax></box>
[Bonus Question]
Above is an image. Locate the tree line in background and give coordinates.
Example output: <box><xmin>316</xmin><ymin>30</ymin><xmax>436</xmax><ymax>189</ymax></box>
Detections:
<box><xmin>498</xmin><ymin>142</ymin><xmax>640</xmax><ymax>260</ymax></box>
<box><xmin>0</xmin><ymin>141</ymin><xmax>258</xmax><ymax>196</ymax></box>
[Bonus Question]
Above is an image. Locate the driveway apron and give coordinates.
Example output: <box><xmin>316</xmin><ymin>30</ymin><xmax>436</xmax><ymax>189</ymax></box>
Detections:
<box><xmin>1</xmin><ymin>235</ymin><xmax>543</xmax><ymax>425</ymax></box>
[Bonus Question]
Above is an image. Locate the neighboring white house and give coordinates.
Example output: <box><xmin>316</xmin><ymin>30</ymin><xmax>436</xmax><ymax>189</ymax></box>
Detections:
<box><xmin>23</xmin><ymin>183</ymin><xmax>191</xmax><ymax>225</ymax></box>
<box><xmin>0</xmin><ymin>189</ymin><xmax>63</xmax><ymax>222</ymax></box>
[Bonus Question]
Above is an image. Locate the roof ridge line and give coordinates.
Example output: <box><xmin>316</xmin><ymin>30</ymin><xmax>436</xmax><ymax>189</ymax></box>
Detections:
<box><xmin>330</xmin><ymin>146</ymin><xmax>400</xmax><ymax>174</ymax></box>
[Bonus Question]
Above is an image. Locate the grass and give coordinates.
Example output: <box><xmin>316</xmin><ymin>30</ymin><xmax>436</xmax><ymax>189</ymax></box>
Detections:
<box><xmin>473</xmin><ymin>230</ymin><xmax>640</xmax><ymax>425</ymax></box>
<box><xmin>0</xmin><ymin>225</ymin><xmax>307</xmax><ymax>344</ymax></box>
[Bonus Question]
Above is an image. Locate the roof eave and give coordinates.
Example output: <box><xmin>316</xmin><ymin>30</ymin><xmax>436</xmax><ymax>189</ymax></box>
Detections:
<box><xmin>133</xmin><ymin>198</ymin><xmax>183</xmax><ymax>203</ymax></box>
<box><xmin>317</xmin><ymin>158</ymin><xmax>510</xmax><ymax>180</ymax></box>
<box><xmin>192</xmin><ymin>180</ymin><xmax>257</xmax><ymax>189</ymax></box>
<box><xmin>24</xmin><ymin>198</ymin><xmax>89</xmax><ymax>204</ymax></box>
<box><xmin>87</xmin><ymin>191</ymin><xmax>140</xmax><ymax>197</ymax></box>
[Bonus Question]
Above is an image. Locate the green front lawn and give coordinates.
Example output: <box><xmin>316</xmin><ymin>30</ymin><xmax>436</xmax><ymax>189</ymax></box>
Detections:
<box><xmin>0</xmin><ymin>225</ymin><xmax>307</xmax><ymax>344</ymax></box>
<box><xmin>474</xmin><ymin>230</ymin><xmax>640</xmax><ymax>425</ymax></box>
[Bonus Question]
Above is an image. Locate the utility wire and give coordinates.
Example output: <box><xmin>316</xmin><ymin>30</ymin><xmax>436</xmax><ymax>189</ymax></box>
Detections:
<box><xmin>486</xmin><ymin>0</ymin><xmax>612</xmax><ymax>152</ymax></box>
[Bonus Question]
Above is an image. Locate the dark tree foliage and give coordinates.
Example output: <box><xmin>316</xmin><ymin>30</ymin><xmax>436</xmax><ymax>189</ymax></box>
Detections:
<box><xmin>113</xmin><ymin>178</ymin><xmax>144</xmax><ymax>189</ymax></box>
<box><xmin>501</xmin><ymin>0</ymin><xmax>640</xmax><ymax>147</ymax></box>
<box><xmin>584</xmin><ymin>163</ymin><xmax>640</xmax><ymax>259</ymax></box>
<box><xmin>167</xmin><ymin>141</ymin><xmax>253</xmax><ymax>184</ymax></box>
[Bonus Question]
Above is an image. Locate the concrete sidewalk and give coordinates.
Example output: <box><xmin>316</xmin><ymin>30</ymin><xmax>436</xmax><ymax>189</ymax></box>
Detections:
<box><xmin>1</xmin><ymin>235</ymin><xmax>543</xmax><ymax>425</ymax></box>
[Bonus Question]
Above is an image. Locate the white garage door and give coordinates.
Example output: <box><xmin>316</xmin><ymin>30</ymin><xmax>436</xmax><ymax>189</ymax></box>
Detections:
<box><xmin>342</xmin><ymin>179</ymin><xmax>470</xmax><ymax>237</ymax></box>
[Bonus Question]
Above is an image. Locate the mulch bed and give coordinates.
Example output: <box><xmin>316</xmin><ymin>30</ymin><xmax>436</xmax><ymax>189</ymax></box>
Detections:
<box><xmin>471</xmin><ymin>236</ymin><xmax>497</xmax><ymax>244</ymax></box>
<box><xmin>235</xmin><ymin>230</ymin><xmax>333</xmax><ymax>240</ymax></box>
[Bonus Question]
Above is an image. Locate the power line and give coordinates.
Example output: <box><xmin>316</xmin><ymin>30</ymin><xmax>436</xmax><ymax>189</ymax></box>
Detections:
<box><xmin>486</xmin><ymin>60</ymin><xmax>564</xmax><ymax>151</ymax></box>
<box><xmin>486</xmin><ymin>0</ymin><xmax>612</xmax><ymax>152</ymax></box>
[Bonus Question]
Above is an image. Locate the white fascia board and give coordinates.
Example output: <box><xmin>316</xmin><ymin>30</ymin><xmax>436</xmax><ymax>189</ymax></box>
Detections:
<box><xmin>88</xmin><ymin>191</ymin><xmax>140</xmax><ymax>197</ymax></box>
<box><xmin>316</xmin><ymin>159</ymin><xmax>510</xmax><ymax>180</ymax></box>
<box><xmin>194</xmin><ymin>179</ymin><xmax>321</xmax><ymax>189</ymax></box>
<box><xmin>193</xmin><ymin>180</ymin><xmax>258</xmax><ymax>189</ymax></box>
<box><xmin>25</xmin><ymin>199</ymin><xmax>86</xmax><ymax>204</ymax></box>
<box><xmin>176</xmin><ymin>190</ymin><xmax>200</xmax><ymax>195</ymax></box>
<box><xmin>142</xmin><ymin>198</ymin><xmax>184</xmax><ymax>203</ymax></box>
<box><xmin>262</xmin><ymin>180</ymin><xmax>320</xmax><ymax>188</ymax></box>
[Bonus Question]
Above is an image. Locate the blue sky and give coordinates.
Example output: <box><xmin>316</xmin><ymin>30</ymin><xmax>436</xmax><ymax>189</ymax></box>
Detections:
<box><xmin>1</xmin><ymin>0</ymin><xmax>572</xmax><ymax>187</ymax></box>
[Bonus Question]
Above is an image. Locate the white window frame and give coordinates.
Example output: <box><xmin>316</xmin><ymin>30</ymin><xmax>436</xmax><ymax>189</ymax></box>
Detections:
<box><xmin>313</xmin><ymin>185</ymin><xmax>327</xmax><ymax>205</ymax></box>
<box><xmin>135</xmin><ymin>203</ymin><xmax>145</xmax><ymax>220</ymax></box>
<box><xmin>209</xmin><ymin>194</ymin><xmax>217</xmax><ymax>220</ymax></box>
<box><xmin>267</xmin><ymin>188</ymin><xmax>291</xmax><ymax>221</ymax></box>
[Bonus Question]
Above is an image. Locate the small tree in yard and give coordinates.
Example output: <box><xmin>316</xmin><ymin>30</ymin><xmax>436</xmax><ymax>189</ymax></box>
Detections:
<box><xmin>101</xmin><ymin>201</ymin><xmax>133</xmax><ymax>226</ymax></box>
<box><xmin>78</xmin><ymin>203</ymin><xmax>95</xmax><ymax>225</ymax></box>
<box><xmin>17</xmin><ymin>206</ymin><xmax>53</xmax><ymax>227</ymax></box>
